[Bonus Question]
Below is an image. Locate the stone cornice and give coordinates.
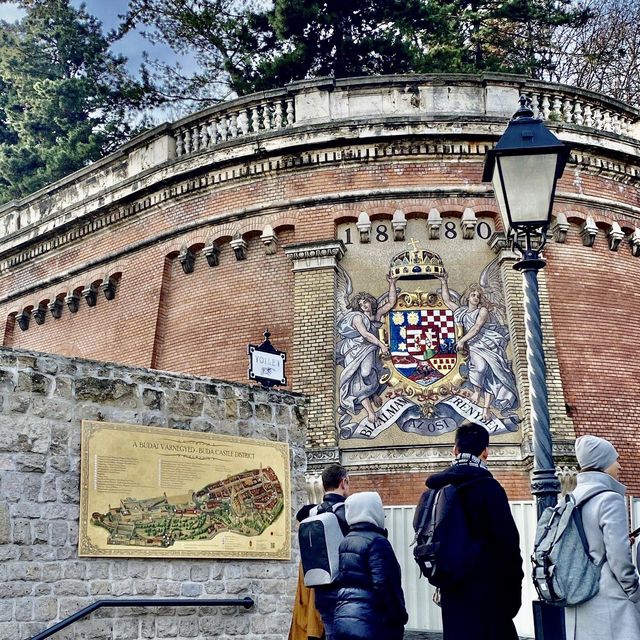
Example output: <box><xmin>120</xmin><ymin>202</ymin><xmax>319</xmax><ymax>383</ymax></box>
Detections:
<box><xmin>2</xmin><ymin>73</ymin><xmax>640</xmax><ymax>264</ymax></box>
<box><xmin>284</xmin><ymin>240</ymin><xmax>346</xmax><ymax>271</ymax></box>
<box><xmin>2</xmin><ymin>134</ymin><xmax>640</xmax><ymax>278</ymax></box>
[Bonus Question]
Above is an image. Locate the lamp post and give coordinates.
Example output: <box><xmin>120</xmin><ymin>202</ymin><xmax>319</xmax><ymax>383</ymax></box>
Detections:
<box><xmin>483</xmin><ymin>96</ymin><xmax>570</xmax><ymax>640</ymax></box>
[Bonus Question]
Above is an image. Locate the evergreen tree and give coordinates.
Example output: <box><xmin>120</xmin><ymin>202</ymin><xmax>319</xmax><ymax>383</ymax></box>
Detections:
<box><xmin>121</xmin><ymin>0</ymin><xmax>590</xmax><ymax>99</ymax></box>
<box><xmin>0</xmin><ymin>0</ymin><xmax>157</xmax><ymax>204</ymax></box>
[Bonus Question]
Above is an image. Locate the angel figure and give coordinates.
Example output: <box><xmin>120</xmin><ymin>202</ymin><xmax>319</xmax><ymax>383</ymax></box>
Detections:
<box><xmin>437</xmin><ymin>257</ymin><xmax>518</xmax><ymax>420</ymax></box>
<box><xmin>335</xmin><ymin>266</ymin><xmax>398</xmax><ymax>427</ymax></box>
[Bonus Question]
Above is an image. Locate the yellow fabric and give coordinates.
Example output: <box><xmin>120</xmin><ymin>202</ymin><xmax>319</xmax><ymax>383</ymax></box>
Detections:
<box><xmin>288</xmin><ymin>563</ymin><xmax>324</xmax><ymax>640</ymax></box>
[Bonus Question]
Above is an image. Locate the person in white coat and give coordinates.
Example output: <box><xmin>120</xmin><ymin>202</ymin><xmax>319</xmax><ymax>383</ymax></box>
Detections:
<box><xmin>565</xmin><ymin>435</ymin><xmax>640</xmax><ymax>640</ymax></box>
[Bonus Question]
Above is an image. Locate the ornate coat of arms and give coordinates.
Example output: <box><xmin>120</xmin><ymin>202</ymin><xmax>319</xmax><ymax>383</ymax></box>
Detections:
<box><xmin>336</xmin><ymin>242</ymin><xmax>520</xmax><ymax>440</ymax></box>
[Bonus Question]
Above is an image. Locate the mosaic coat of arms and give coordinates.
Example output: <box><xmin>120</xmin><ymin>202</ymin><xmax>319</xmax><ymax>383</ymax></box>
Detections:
<box><xmin>336</xmin><ymin>241</ymin><xmax>520</xmax><ymax>440</ymax></box>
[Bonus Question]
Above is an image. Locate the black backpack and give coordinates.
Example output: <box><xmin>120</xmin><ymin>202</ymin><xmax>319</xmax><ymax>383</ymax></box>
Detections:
<box><xmin>412</xmin><ymin>477</ymin><xmax>487</xmax><ymax>589</ymax></box>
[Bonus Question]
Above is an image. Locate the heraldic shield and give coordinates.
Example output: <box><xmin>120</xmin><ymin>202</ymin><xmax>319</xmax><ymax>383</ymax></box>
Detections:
<box><xmin>383</xmin><ymin>291</ymin><xmax>467</xmax><ymax>395</ymax></box>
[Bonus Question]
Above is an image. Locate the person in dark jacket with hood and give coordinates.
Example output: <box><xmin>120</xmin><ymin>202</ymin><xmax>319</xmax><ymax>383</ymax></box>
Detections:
<box><xmin>426</xmin><ymin>424</ymin><xmax>523</xmax><ymax>640</ymax></box>
<box><xmin>333</xmin><ymin>491</ymin><xmax>408</xmax><ymax>640</ymax></box>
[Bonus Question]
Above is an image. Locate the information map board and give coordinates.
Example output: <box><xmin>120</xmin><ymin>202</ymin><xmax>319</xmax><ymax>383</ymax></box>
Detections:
<box><xmin>79</xmin><ymin>421</ymin><xmax>291</xmax><ymax>559</ymax></box>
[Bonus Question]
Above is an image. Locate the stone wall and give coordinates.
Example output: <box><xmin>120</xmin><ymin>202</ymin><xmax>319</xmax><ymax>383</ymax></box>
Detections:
<box><xmin>0</xmin><ymin>347</ymin><xmax>308</xmax><ymax>640</ymax></box>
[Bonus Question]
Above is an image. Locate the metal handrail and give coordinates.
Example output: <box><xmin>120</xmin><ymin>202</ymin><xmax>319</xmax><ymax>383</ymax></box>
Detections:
<box><xmin>29</xmin><ymin>596</ymin><xmax>254</xmax><ymax>640</ymax></box>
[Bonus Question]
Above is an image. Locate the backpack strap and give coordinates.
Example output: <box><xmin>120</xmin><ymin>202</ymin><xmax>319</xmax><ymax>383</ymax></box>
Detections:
<box><xmin>570</xmin><ymin>489</ymin><xmax>615</xmax><ymax>565</ymax></box>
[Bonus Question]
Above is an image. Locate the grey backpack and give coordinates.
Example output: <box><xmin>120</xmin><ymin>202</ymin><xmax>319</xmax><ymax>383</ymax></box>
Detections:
<box><xmin>298</xmin><ymin>502</ymin><xmax>345</xmax><ymax>587</ymax></box>
<box><xmin>532</xmin><ymin>490</ymin><xmax>610</xmax><ymax>606</ymax></box>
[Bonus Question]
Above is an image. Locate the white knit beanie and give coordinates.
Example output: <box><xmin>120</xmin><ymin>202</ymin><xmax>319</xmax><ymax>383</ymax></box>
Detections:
<box><xmin>345</xmin><ymin>491</ymin><xmax>385</xmax><ymax>529</ymax></box>
<box><xmin>575</xmin><ymin>435</ymin><xmax>618</xmax><ymax>471</ymax></box>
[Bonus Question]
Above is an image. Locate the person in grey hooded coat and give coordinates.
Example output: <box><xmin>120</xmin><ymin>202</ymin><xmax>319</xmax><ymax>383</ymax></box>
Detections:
<box><xmin>565</xmin><ymin>435</ymin><xmax>640</xmax><ymax>640</ymax></box>
<box><xmin>333</xmin><ymin>491</ymin><xmax>407</xmax><ymax>640</ymax></box>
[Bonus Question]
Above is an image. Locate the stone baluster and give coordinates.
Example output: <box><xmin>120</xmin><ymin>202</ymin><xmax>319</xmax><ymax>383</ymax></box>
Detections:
<box><xmin>238</xmin><ymin>108</ymin><xmax>249</xmax><ymax>135</ymax></box>
<box><xmin>251</xmin><ymin>105</ymin><xmax>261</xmax><ymax>132</ymax></box>
<box><xmin>583</xmin><ymin>104</ymin><xmax>593</xmax><ymax>128</ymax></box>
<box><xmin>208</xmin><ymin>119</ymin><xmax>218</xmax><ymax>147</ymax></box>
<box><xmin>286</xmin><ymin>97</ymin><xmax>295</xmax><ymax>126</ymax></box>
<box><xmin>562</xmin><ymin>97</ymin><xmax>573</xmax><ymax>123</ymax></box>
<box><xmin>191</xmin><ymin>125</ymin><xmax>200</xmax><ymax>152</ymax></box>
<box><xmin>183</xmin><ymin>129</ymin><xmax>192</xmax><ymax>155</ymax></box>
<box><xmin>541</xmin><ymin>94</ymin><xmax>551</xmax><ymax>120</ymax></box>
<box><xmin>274</xmin><ymin>100</ymin><xmax>283</xmax><ymax>128</ymax></box>
<box><xmin>620</xmin><ymin>117</ymin><xmax>630</xmax><ymax>136</ymax></box>
<box><xmin>612</xmin><ymin>114</ymin><xmax>621</xmax><ymax>135</ymax></box>
<box><xmin>602</xmin><ymin>110</ymin><xmax>612</xmax><ymax>132</ymax></box>
<box><xmin>592</xmin><ymin>107</ymin><xmax>602</xmax><ymax>130</ymax></box>
<box><xmin>530</xmin><ymin>93</ymin><xmax>540</xmax><ymax>119</ymax></box>
<box><xmin>573</xmin><ymin>101</ymin><xmax>583</xmax><ymax>125</ymax></box>
<box><xmin>262</xmin><ymin>102</ymin><xmax>272</xmax><ymax>130</ymax></box>
<box><xmin>551</xmin><ymin>96</ymin><xmax>562</xmax><ymax>120</ymax></box>
<box><xmin>229</xmin><ymin>112</ymin><xmax>239</xmax><ymax>138</ymax></box>
<box><xmin>176</xmin><ymin>130</ymin><xmax>185</xmax><ymax>157</ymax></box>
<box><xmin>218</xmin><ymin>116</ymin><xmax>228</xmax><ymax>142</ymax></box>
<box><xmin>200</xmin><ymin>122</ymin><xmax>209</xmax><ymax>148</ymax></box>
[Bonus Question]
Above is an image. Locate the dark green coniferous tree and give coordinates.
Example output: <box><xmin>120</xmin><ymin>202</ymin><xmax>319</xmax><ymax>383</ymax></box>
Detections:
<box><xmin>0</xmin><ymin>0</ymin><xmax>156</xmax><ymax>204</ymax></box>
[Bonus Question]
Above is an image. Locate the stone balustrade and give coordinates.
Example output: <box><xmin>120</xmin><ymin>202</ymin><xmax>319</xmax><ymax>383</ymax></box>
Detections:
<box><xmin>173</xmin><ymin>92</ymin><xmax>295</xmax><ymax>157</ymax></box>
<box><xmin>0</xmin><ymin>73</ymin><xmax>638</xmax><ymax>249</ymax></box>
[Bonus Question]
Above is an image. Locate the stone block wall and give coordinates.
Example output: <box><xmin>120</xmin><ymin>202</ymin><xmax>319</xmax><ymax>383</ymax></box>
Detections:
<box><xmin>0</xmin><ymin>348</ymin><xmax>308</xmax><ymax>640</ymax></box>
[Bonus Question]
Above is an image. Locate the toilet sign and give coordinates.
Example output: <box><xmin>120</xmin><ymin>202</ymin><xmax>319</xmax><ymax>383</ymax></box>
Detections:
<box><xmin>248</xmin><ymin>330</ymin><xmax>287</xmax><ymax>387</ymax></box>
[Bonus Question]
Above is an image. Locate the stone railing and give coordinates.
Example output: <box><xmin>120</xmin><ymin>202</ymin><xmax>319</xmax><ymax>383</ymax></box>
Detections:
<box><xmin>0</xmin><ymin>73</ymin><xmax>638</xmax><ymax>248</ymax></box>
<box><xmin>173</xmin><ymin>91</ymin><xmax>295</xmax><ymax>157</ymax></box>
<box><xmin>526</xmin><ymin>80</ymin><xmax>637</xmax><ymax>136</ymax></box>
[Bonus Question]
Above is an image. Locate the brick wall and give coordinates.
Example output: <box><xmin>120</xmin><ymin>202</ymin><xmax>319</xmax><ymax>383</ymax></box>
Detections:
<box><xmin>546</xmin><ymin>229</ymin><xmax>640</xmax><ymax>492</ymax></box>
<box><xmin>349</xmin><ymin>468</ymin><xmax>533</xmax><ymax>504</ymax></box>
<box><xmin>0</xmin><ymin>347</ymin><xmax>308</xmax><ymax>640</ymax></box>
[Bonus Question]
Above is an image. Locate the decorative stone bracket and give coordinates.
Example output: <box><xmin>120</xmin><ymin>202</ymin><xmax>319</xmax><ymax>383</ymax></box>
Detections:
<box><xmin>260</xmin><ymin>225</ymin><xmax>278</xmax><ymax>255</ymax></box>
<box><xmin>630</xmin><ymin>229</ymin><xmax>640</xmax><ymax>257</ymax></box>
<box><xmin>32</xmin><ymin>305</ymin><xmax>47</xmax><ymax>325</ymax></box>
<box><xmin>16</xmin><ymin>310</ymin><xmax>30</xmax><ymax>331</ymax></box>
<box><xmin>580</xmin><ymin>216</ymin><xmax>598</xmax><ymax>247</ymax></box>
<box><xmin>203</xmin><ymin>242</ymin><xmax>221</xmax><ymax>266</ymax></box>
<box><xmin>48</xmin><ymin>298</ymin><xmax>63</xmax><ymax>319</ymax></box>
<box><xmin>608</xmin><ymin>222</ymin><xmax>625</xmax><ymax>251</ymax></box>
<box><xmin>392</xmin><ymin>209</ymin><xmax>407</xmax><ymax>241</ymax></box>
<box><xmin>356</xmin><ymin>212</ymin><xmax>371</xmax><ymax>243</ymax></box>
<box><xmin>178</xmin><ymin>247</ymin><xmax>196</xmax><ymax>274</ymax></box>
<box><xmin>551</xmin><ymin>213</ymin><xmax>570</xmax><ymax>243</ymax></box>
<box><xmin>461</xmin><ymin>208</ymin><xmax>478</xmax><ymax>239</ymax></box>
<box><xmin>427</xmin><ymin>208</ymin><xmax>442</xmax><ymax>239</ymax></box>
<box><xmin>230</xmin><ymin>236</ymin><xmax>248</xmax><ymax>261</ymax></box>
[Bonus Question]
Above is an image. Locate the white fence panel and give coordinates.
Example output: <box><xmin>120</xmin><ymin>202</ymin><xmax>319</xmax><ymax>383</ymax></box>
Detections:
<box><xmin>384</xmin><ymin>500</ymin><xmax>537</xmax><ymax>639</ymax></box>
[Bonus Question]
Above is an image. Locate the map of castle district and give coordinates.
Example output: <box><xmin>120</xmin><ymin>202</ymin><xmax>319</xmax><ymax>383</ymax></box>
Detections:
<box><xmin>79</xmin><ymin>421</ymin><xmax>291</xmax><ymax>559</ymax></box>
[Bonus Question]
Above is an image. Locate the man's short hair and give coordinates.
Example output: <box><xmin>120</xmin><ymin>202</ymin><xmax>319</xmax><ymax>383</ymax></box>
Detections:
<box><xmin>455</xmin><ymin>424</ymin><xmax>489</xmax><ymax>457</ymax></box>
<box><xmin>322</xmin><ymin>463</ymin><xmax>348</xmax><ymax>491</ymax></box>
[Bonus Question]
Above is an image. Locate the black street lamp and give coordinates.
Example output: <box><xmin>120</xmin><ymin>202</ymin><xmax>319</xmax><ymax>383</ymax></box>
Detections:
<box><xmin>483</xmin><ymin>96</ymin><xmax>570</xmax><ymax>640</ymax></box>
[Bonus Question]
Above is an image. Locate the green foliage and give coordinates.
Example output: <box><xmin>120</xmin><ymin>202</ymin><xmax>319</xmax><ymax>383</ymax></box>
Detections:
<box><xmin>120</xmin><ymin>0</ymin><xmax>591</xmax><ymax>100</ymax></box>
<box><xmin>0</xmin><ymin>0</ymin><xmax>157</xmax><ymax>204</ymax></box>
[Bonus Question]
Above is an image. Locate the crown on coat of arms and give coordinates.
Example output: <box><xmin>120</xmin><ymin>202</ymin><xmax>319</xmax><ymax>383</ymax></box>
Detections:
<box><xmin>389</xmin><ymin>239</ymin><xmax>445</xmax><ymax>280</ymax></box>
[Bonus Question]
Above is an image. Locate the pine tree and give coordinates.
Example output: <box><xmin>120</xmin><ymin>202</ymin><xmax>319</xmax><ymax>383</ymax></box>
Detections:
<box><xmin>0</xmin><ymin>0</ymin><xmax>157</xmax><ymax>204</ymax></box>
<box><xmin>120</xmin><ymin>0</ymin><xmax>591</xmax><ymax>101</ymax></box>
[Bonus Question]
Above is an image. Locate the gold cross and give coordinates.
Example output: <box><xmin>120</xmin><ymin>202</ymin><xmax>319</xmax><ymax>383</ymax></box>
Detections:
<box><xmin>408</xmin><ymin>237</ymin><xmax>420</xmax><ymax>251</ymax></box>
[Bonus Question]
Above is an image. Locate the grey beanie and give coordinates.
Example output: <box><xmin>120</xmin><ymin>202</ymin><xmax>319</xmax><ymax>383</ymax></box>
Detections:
<box><xmin>345</xmin><ymin>491</ymin><xmax>385</xmax><ymax>529</ymax></box>
<box><xmin>575</xmin><ymin>435</ymin><xmax>618</xmax><ymax>471</ymax></box>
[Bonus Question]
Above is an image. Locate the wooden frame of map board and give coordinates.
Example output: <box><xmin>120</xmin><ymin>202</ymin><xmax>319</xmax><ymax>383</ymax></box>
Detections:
<box><xmin>79</xmin><ymin>421</ymin><xmax>291</xmax><ymax>559</ymax></box>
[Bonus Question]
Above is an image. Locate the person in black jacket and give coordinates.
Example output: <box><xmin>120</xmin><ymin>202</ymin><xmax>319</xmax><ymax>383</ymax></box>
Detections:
<box><xmin>333</xmin><ymin>491</ymin><xmax>408</xmax><ymax>640</ymax></box>
<box><xmin>425</xmin><ymin>424</ymin><xmax>524</xmax><ymax>640</ymax></box>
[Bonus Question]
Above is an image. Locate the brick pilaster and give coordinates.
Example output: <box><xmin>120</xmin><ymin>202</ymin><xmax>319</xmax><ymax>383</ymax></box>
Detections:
<box><xmin>284</xmin><ymin>241</ymin><xmax>346</xmax><ymax>455</ymax></box>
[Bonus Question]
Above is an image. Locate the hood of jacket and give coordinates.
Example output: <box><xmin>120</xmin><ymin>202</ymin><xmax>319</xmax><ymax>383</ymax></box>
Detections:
<box><xmin>426</xmin><ymin>463</ymin><xmax>492</xmax><ymax>490</ymax></box>
<box><xmin>345</xmin><ymin>491</ymin><xmax>385</xmax><ymax>529</ymax></box>
<box><xmin>573</xmin><ymin>470</ymin><xmax>626</xmax><ymax>503</ymax></box>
